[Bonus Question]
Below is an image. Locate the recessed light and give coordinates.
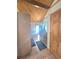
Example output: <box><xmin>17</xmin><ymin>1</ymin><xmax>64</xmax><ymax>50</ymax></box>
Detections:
<box><xmin>33</xmin><ymin>5</ymin><xmax>40</xmax><ymax>8</ymax></box>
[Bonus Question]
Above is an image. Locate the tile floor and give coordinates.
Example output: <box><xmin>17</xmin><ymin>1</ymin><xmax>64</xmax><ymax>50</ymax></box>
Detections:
<box><xmin>18</xmin><ymin>46</ymin><xmax>56</xmax><ymax>59</ymax></box>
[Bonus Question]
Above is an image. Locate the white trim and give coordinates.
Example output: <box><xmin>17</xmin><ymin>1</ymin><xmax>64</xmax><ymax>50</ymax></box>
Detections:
<box><xmin>47</xmin><ymin>16</ymin><xmax>50</xmax><ymax>49</ymax></box>
<box><xmin>45</xmin><ymin>1</ymin><xmax>61</xmax><ymax>17</ymax></box>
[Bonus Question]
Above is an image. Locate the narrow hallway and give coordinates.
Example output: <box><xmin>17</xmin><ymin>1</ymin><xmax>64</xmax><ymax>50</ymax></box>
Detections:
<box><xmin>17</xmin><ymin>0</ymin><xmax>61</xmax><ymax>59</ymax></box>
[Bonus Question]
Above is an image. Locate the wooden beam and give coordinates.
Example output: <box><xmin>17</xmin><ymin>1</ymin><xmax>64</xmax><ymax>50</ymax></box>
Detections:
<box><xmin>25</xmin><ymin>0</ymin><xmax>50</xmax><ymax>9</ymax></box>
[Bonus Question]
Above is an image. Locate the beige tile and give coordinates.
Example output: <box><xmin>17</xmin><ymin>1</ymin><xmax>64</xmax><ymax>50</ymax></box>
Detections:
<box><xmin>18</xmin><ymin>46</ymin><xmax>56</xmax><ymax>59</ymax></box>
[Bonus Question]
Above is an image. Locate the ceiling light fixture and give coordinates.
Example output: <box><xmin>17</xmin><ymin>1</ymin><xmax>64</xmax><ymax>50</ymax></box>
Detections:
<box><xmin>33</xmin><ymin>5</ymin><xmax>40</xmax><ymax>8</ymax></box>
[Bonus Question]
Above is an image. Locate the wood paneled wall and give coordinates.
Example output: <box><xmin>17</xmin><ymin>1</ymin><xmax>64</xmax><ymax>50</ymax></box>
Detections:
<box><xmin>17</xmin><ymin>1</ymin><xmax>47</xmax><ymax>22</ymax></box>
<box><xmin>50</xmin><ymin>9</ymin><xmax>61</xmax><ymax>59</ymax></box>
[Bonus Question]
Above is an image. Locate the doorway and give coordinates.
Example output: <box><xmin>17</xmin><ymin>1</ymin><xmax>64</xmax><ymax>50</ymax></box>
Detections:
<box><xmin>31</xmin><ymin>23</ymin><xmax>47</xmax><ymax>50</ymax></box>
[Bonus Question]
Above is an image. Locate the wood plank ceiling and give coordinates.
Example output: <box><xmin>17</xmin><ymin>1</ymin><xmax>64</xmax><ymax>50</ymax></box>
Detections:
<box><xmin>17</xmin><ymin>0</ymin><xmax>59</xmax><ymax>22</ymax></box>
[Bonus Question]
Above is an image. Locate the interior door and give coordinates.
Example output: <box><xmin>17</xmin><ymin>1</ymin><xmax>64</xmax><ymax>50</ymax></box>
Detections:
<box><xmin>50</xmin><ymin>9</ymin><xmax>61</xmax><ymax>59</ymax></box>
